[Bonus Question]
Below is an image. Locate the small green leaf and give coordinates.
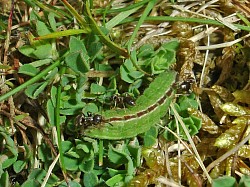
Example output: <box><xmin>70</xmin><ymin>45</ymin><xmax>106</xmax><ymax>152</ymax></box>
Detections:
<box><xmin>65</xmin><ymin>36</ymin><xmax>90</xmax><ymax>73</ymax></box>
<box><xmin>79</xmin><ymin>159</ymin><xmax>94</xmax><ymax>172</ymax></box>
<box><xmin>82</xmin><ymin>103</ymin><xmax>99</xmax><ymax>114</ymax></box>
<box><xmin>32</xmin><ymin>43</ymin><xmax>53</xmax><ymax>59</ymax></box>
<box><xmin>128</xmin><ymin>79</ymin><xmax>142</xmax><ymax>94</ymax></box>
<box><xmin>137</xmin><ymin>40</ymin><xmax>179</xmax><ymax>74</ymax></box>
<box><xmin>191</xmin><ymin>115</ymin><xmax>202</xmax><ymax>130</ymax></box>
<box><xmin>120</xmin><ymin>67</ymin><xmax>133</xmax><ymax>83</ymax></box>
<box><xmin>1</xmin><ymin>156</ymin><xmax>17</xmax><ymax>170</ymax></box>
<box><xmin>60</xmin><ymin>101</ymin><xmax>86</xmax><ymax>115</ymax></box>
<box><xmin>106</xmin><ymin>174</ymin><xmax>125</xmax><ymax>186</ymax></box>
<box><xmin>85</xmin><ymin>33</ymin><xmax>103</xmax><ymax>58</ymax></box>
<box><xmin>44</xmin><ymin>67</ymin><xmax>58</xmax><ymax>80</ymax></box>
<box><xmin>18</xmin><ymin>45</ymin><xmax>37</xmax><ymax>59</ymax></box>
<box><xmin>38</xmin><ymin>143</ymin><xmax>53</xmax><ymax>162</ymax></box>
<box><xmin>35</xmin><ymin>29</ymin><xmax>89</xmax><ymax>40</ymax></box>
<box><xmin>183</xmin><ymin>117</ymin><xmax>198</xmax><ymax>136</ymax></box>
<box><xmin>0</xmin><ymin>128</ymin><xmax>18</xmax><ymax>169</ymax></box>
<box><xmin>162</xmin><ymin>39</ymin><xmax>179</xmax><ymax>51</ymax></box>
<box><xmin>50</xmin><ymin>86</ymin><xmax>57</xmax><ymax>106</ymax></box>
<box><xmin>21</xmin><ymin>179</ymin><xmax>40</xmax><ymax>187</ymax></box>
<box><xmin>122</xmin><ymin>59</ymin><xmax>135</xmax><ymax>72</ymax></box>
<box><xmin>18</xmin><ymin>64</ymin><xmax>39</xmax><ymax>76</ymax></box>
<box><xmin>170</xmin><ymin>93</ymin><xmax>199</xmax><ymax>117</ymax></box>
<box><xmin>47</xmin><ymin>99</ymin><xmax>55</xmax><ymax>125</ymax></box>
<box><xmin>239</xmin><ymin>175</ymin><xmax>250</xmax><ymax>187</ymax></box>
<box><xmin>212</xmin><ymin>176</ymin><xmax>236</xmax><ymax>187</ymax></box>
<box><xmin>13</xmin><ymin>160</ymin><xmax>26</xmax><ymax>173</ymax></box>
<box><xmin>48</xmin><ymin>12</ymin><xmax>57</xmax><ymax>31</ymax></box>
<box><xmin>108</xmin><ymin>146</ymin><xmax>135</xmax><ymax>176</ymax></box>
<box><xmin>61</xmin><ymin>141</ymin><xmax>79</xmax><ymax>171</ymax></box>
<box><xmin>36</xmin><ymin>20</ymin><xmax>51</xmax><ymax>36</ymax></box>
<box><xmin>30</xmin><ymin>59</ymin><xmax>52</xmax><ymax>67</ymax></box>
<box><xmin>128</xmin><ymin>71</ymin><xmax>144</xmax><ymax>80</ymax></box>
<box><xmin>82</xmin><ymin>137</ymin><xmax>99</xmax><ymax>153</ymax></box>
<box><xmin>83</xmin><ymin>172</ymin><xmax>99</xmax><ymax>187</ymax></box>
<box><xmin>69</xmin><ymin>36</ymin><xmax>88</xmax><ymax>54</ymax></box>
<box><xmin>90</xmin><ymin>83</ymin><xmax>106</xmax><ymax>94</ymax></box>
<box><xmin>58</xmin><ymin>181</ymin><xmax>82</xmax><ymax>187</ymax></box>
<box><xmin>0</xmin><ymin>171</ymin><xmax>9</xmax><ymax>187</ymax></box>
<box><xmin>137</xmin><ymin>44</ymin><xmax>154</xmax><ymax>58</ymax></box>
<box><xmin>64</xmin><ymin>149</ymin><xmax>80</xmax><ymax>159</ymax></box>
<box><xmin>144</xmin><ymin>126</ymin><xmax>158</xmax><ymax>147</ymax></box>
<box><xmin>120</xmin><ymin>59</ymin><xmax>140</xmax><ymax>83</ymax></box>
<box><xmin>25</xmin><ymin>82</ymin><xmax>49</xmax><ymax>99</ymax></box>
<box><xmin>127</xmin><ymin>145</ymin><xmax>141</xmax><ymax>167</ymax></box>
<box><xmin>108</xmin><ymin>168</ymin><xmax>127</xmax><ymax>177</ymax></box>
<box><xmin>14</xmin><ymin>114</ymin><xmax>28</xmax><ymax>121</ymax></box>
<box><xmin>108</xmin><ymin>146</ymin><xmax>128</xmax><ymax>165</ymax></box>
<box><xmin>0</xmin><ymin>130</ymin><xmax>17</xmax><ymax>155</ymax></box>
<box><xmin>27</xmin><ymin>168</ymin><xmax>58</xmax><ymax>185</ymax></box>
<box><xmin>76</xmin><ymin>143</ymin><xmax>90</xmax><ymax>153</ymax></box>
<box><xmin>163</xmin><ymin>114</ymin><xmax>201</xmax><ymax>141</ymax></box>
<box><xmin>150</xmin><ymin>49</ymin><xmax>175</xmax><ymax>74</ymax></box>
<box><xmin>97</xmin><ymin>64</ymin><xmax>113</xmax><ymax>71</ymax></box>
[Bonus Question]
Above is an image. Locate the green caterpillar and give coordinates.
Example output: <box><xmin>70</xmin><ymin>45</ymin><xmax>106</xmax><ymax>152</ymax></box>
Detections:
<box><xmin>83</xmin><ymin>70</ymin><xmax>177</xmax><ymax>140</ymax></box>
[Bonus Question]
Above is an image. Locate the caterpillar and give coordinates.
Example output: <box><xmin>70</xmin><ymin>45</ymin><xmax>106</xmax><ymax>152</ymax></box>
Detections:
<box><xmin>82</xmin><ymin>70</ymin><xmax>177</xmax><ymax>140</ymax></box>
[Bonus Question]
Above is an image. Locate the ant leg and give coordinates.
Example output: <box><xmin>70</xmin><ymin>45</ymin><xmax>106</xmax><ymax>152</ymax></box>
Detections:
<box><xmin>121</xmin><ymin>97</ymin><xmax>127</xmax><ymax>112</ymax></box>
<box><xmin>87</xmin><ymin>111</ymin><xmax>93</xmax><ymax>117</ymax></box>
<box><xmin>107</xmin><ymin>122</ymin><xmax>113</xmax><ymax>126</ymax></box>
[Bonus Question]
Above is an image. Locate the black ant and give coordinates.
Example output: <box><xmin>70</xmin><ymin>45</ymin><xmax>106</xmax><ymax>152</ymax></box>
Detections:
<box><xmin>75</xmin><ymin>112</ymin><xmax>113</xmax><ymax>132</ymax></box>
<box><xmin>75</xmin><ymin>112</ymin><xmax>103</xmax><ymax>128</ymax></box>
<box><xmin>111</xmin><ymin>93</ymin><xmax>135</xmax><ymax>108</ymax></box>
<box><xmin>178</xmin><ymin>78</ymin><xmax>195</xmax><ymax>93</ymax></box>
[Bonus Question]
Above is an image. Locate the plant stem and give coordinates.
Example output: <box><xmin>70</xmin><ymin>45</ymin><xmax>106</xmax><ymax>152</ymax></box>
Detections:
<box><xmin>0</xmin><ymin>60</ymin><xmax>61</xmax><ymax>102</ymax></box>
<box><xmin>85</xmin><ymin>0</ymin><xmax>129</xmax><ymax>58</ymax></box>
<box><xmin>95</xmin><ymin>0</ymin><xmax>151</xmax><ymax>14</ymax></box>
<box><xmin>126</xmin><ymin>0</ymin><xmax>156</xmax><ymax>51</ymax></box>
<box><xmin>56</xmin><ymin>66</ymin><xmax>67</xmax><ymax>180</ymax></box>
<box><xmin>121</xmin><ymin>16</ymin><xmax>250</xmax><ymax>32</ymax></box>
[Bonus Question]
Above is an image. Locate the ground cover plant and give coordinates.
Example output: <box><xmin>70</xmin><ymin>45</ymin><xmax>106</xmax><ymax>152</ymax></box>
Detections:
<box><xmin>0</xmin><ymin>0</ymin><xmax>250</xmax><ymax>186</ymax></box>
